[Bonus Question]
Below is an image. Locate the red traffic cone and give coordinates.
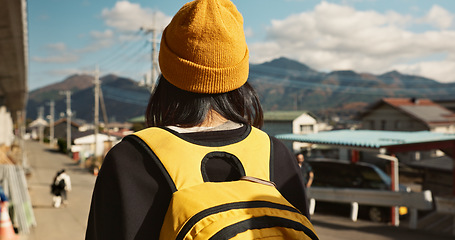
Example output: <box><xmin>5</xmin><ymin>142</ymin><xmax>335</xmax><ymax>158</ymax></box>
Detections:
<box><xmin>0</xmin><ymin>202</ymin><xmax>17</xmax><ymax>240</ymax></box>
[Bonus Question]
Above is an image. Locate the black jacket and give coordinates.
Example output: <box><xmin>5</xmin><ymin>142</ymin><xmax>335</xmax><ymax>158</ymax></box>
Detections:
<box><xmin>85</xmin><ymin>125</ymin><xmax>309</xmax><ymax>240</ymax></box>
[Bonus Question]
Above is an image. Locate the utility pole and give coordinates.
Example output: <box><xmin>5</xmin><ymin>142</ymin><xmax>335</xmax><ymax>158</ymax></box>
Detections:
<box><xmin>94</xmin><ymin>66</ymin><xmax>100</xmax><ymax>158</ymax></box>
<box><xmin>141</xmin><ymin>12</ymin><xmax>161</xmax><ymax>92</ymax></box>
<box><xmin>60</xmin><ymin>90</ymin><xmax>72</xmax><ymax>153</ymax></box>
<box><xmin>48</xmin><ymin>100</ymin><xmax>55</xmax><ymax>146</ymax></box>
<box><xmin>38</xmin><ymin>106</ymin><xmax>44</xmax><ymax>143</ymax></box>
<box><xmin>99</xmin><ymin>83</ymin><xmax>110</xmax><ymax>139</ymax></box>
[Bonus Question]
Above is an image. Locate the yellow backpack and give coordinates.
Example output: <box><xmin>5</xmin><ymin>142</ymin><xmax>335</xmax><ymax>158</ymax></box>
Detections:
<box><xmin>134</xmin><ymin>126</ymin><xmax>319</xmax><ymax>240</ymax></box>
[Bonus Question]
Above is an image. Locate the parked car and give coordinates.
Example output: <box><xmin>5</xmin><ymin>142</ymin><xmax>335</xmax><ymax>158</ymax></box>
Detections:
<box><xmin>308</xmin><ymin>158</ymin><xmax>409</xmax><ymax>222</ymax></box>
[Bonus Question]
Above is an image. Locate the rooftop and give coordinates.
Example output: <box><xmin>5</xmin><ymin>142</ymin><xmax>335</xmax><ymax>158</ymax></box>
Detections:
<box><xmin>276</xmin><ymin>130</ymin><xmax>455</xmax><ymax>149</ymax></box>
<box><xmin>264</xmin><ymin>111</ymin><xmax>311</xmax><ymax>121</ymax></box>
<box><xmin>361</xmin><ymin>98</ymin><xmax>455</xmax><ymax>125</ymax></box>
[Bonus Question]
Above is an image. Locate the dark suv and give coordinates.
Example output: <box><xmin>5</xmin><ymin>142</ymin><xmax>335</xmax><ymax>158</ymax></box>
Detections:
<box><xmin>308</xmin><ymin>158</ymin><xmax>408</xmax><ymax>222</ymax></box>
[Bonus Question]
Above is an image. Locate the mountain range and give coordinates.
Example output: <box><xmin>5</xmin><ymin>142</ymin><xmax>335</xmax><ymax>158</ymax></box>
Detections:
<box><xmin>27</xmin><ymin>57</ymin><xmax>455</xmax><ymax>123</ymax></box>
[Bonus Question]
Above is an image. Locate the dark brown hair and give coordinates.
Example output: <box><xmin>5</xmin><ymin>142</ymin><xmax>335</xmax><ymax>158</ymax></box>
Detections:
<box><xmin>145</xmin><ymin>75</ymin><xmax>263</xmax><ymax>128</ymax></box>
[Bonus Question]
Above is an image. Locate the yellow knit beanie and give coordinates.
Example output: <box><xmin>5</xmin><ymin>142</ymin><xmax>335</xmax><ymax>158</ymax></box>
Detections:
<box><xmin>159</xmin><ymin>0</ymin><xmax>249</xmax><ymax>94</ymax></box>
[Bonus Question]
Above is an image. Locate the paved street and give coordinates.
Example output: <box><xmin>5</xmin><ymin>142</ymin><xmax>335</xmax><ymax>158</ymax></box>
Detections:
<box><xmin>18</xmin><ymin>140</ymin><xmax>454</xmax><ymax>240</ymax></box>
<box><xmin>311</xmin><ymin>214</ymin><xmax>454</xmax><ymax>240</ymax></box>
<box><xmin>20</xmin><ymin>140</ymin><xmax>96</xmax><ymax>240</ymax></box>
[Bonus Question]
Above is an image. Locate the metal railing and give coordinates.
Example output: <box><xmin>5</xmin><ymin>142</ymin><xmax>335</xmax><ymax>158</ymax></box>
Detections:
<box><xmin>307</xmin><ymin>187</ymin><xmax>433</xmax><ymax>229</ymax></box>
<box><xmin>0</xmin><ymin>164</ymin><xmax>36</xmax><ymax>234</ymax></box>
<box><xmin>434</xmin><ymin>197</ymin><xmax>455</xmax><ymax>215</ymax></box>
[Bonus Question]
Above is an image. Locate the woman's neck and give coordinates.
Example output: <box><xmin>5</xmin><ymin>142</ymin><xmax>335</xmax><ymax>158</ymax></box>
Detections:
<box><xmin>198</xmin><ymin>110</ymin><xmax>227</xmax><ymax>127</ymax></box>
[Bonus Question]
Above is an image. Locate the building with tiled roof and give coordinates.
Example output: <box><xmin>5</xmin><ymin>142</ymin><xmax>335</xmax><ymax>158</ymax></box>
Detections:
<box><xmin>359</xmin><ymin>98</ymin><xmax>455</xmax><ymax>133</ymax></box>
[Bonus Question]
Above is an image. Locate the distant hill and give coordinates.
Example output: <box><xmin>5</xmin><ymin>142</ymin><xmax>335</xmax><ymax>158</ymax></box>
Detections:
<box><xmin>27</xmin><ymin>74</ymin><xmax>150</xmax><ymax>123</ymax></box>
<box><xmin>27</xmin><ymin>57</ymin><xmax>455</xmax><ymax>123</ymax></box>
<box><xmin>28</xmin><ymin>74</ymin><xmax>94</xmax><ymax>103</ymax></box>
<box><xmin>249</xmin><ymin>57</ymin><xmax>454</xmax><ymax>119</ymax></box>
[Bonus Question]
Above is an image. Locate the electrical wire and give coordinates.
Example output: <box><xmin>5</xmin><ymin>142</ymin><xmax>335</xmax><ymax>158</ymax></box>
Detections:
<box><xmin>80</xmin><ymin>30</ymin><xmax>144</xmax><ymax>71</ymax></box>
<box><xmin>101</xmin><ymin>40</ymin><xmax>149</xmax><ymax>75</ymax></box>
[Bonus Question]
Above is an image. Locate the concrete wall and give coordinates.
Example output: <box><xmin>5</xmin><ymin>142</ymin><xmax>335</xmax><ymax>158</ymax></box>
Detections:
<box><xmin>432</xmin><ymin>125</ymin><xmax>455</xmax><ymax>134</ymax></box>
<box><xmin>0</xmin><ymin>106</ymin><xmax>14</xmax><ymax>147</ymax></box>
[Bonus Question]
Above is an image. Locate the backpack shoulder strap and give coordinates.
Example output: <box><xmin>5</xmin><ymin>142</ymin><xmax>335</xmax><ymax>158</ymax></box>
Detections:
<box><xmin>132</xmin><ymin>126</ymin><xmax>272</xmax><ymax>191</ymax></box>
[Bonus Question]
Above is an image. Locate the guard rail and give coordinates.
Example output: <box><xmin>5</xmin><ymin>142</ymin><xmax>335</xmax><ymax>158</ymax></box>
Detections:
<box><xmin>307</xmin><ymin>187</ymin><xmax>433</xmax><ymax>229</ymax></box>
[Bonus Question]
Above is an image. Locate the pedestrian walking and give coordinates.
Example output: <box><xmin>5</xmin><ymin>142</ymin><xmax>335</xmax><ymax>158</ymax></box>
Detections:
<box><xmin>297</xmin><ymin>153</ymin><xmax>314</xmax><ymax>188</ymax></box>
<box><xmin>51</xmin><ymin>169</ymin><xmax>71</xmax><ymax>208</ymax></box>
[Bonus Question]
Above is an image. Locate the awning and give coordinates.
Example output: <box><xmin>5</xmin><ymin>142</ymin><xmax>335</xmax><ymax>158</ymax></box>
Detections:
<box><xmin>276</xmin><ymin>130</ymin><xmax>455</xmax><ymax>157</ymax></box>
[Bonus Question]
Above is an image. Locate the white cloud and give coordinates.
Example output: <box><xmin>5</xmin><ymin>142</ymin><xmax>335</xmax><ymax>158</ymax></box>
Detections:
<box><xmin>422</xmin><ymin>5</ymin><xmax>453</xmax><ymax>29</ymax></box>
<box><xmin>46</xmin><ymin>42</ymin><xmax>67</xmax><ymax>52</ymax></box>
<box><xmin>394</xmin><ymin>61</ymin><xmax>455</xmax><ymax>83</ymax></box>
<box><xmin>249</xmin><ymin>1</ymin><xmax>455</xmax><ymax>83</ymax></box>
<box><xmin>33</xmin><ymin>42</ymin><xmax>79</xmax><ymax>63</ymax></box>
<box><xmin>101</xmin><ymin>1</ymin><xmax>171</xmax><ymax>32</ymax></box>
<box><xmin>46</xmin><ymin>68</ymin><xmax>82</xmax><ymax>77</ymax></box>
<box><xmin>32</xmin><ymin>54</ymin><xmax>79</xmax><ymax>64</ymax></box>
<box><xmin>91</xmin><ymin>29</ymin><xmax>114</xmax><ymax>39</ymax></box>
<box><xmin>30</xmin><ymin>42</ymin><xmax>82</xmax><ymax>64</ymax></box>
<box><xmin>244</xmin><ymin>27</ymin><xmax>254</xmax><ymax>38</ymax></box>
<box><xmin>71</xmin><ymin>1</ymin><xmax>172</xmax><ymax>64</ymax></box>
<box><xmin>90</xmin><ymin>29</ymin><xmax>115</xmax><ymax>49</ymax></box>
<box><xmin>76</xmin><ymin>29</ymin><xmax>116</xmax><ymax>53</ymax></box>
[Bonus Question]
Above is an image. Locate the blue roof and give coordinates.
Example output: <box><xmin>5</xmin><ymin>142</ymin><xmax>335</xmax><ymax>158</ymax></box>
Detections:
<box><xmin>275</xmin><ymin>130</ymin><xmax>455</xmax><ymax>149</ymax></box>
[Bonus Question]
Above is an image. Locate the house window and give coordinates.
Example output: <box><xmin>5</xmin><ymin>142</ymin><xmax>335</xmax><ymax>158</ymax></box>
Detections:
<box><xmin>300</xmin><ymin>124</ymin><xmax>314</xmax><ymax>133</ymax></box>
<box><xmin>381</xmin><ymin>120</ymin><xmax>386</xmax><ymax>130</ymax></box>
<box><xmin>369</xmin><ymin>120</ymin><xmax>375</xmax><ymax>130</ymax></box>
<box><xmin>395</xmin><ymin>120</ymin><xmax>402</xmax><ymax>130</ymax></box>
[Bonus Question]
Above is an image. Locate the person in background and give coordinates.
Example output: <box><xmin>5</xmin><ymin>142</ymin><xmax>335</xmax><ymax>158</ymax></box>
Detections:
<box><xmin>51</xmin><ymin>169</ymin><xmax>72</xmax><ymax>207</ymax></box>
<box><xmin>0</xmin><ymin>186</ymin><xmax>7</xmax><ymax>204</ymax></box>
<box><xmin>297</xmin><ymin>153</ymin><xmax>314</xmax><ymax>188</ymax></box>
<box><xmin>0</xmin><ymin>185</ymin><xmax>14</xmax><ymax>232</ymax></box>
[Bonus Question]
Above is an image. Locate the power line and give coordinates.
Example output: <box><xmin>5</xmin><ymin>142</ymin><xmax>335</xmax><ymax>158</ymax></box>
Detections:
<box><xmin>103</xmin><ymin>40</ymin><xmax>149</xmax><ymax>75</ymax></box>
<box><xmin>81</xmin><ymin>30</ymin><xmax>144</xmax><ymax>69</ymax></box>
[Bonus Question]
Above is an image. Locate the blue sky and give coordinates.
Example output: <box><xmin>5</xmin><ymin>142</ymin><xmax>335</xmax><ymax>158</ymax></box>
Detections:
<box><xmin>28</xmin><ymin>0</ymin><xmax>455</xmax><ymax>90</ymax></box>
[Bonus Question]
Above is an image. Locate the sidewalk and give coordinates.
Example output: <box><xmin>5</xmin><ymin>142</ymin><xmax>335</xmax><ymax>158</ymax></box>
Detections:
<box><xmin>19</xmin><ymin>140</ymin><xmax>96</xmax><ymax>240</ymax></box>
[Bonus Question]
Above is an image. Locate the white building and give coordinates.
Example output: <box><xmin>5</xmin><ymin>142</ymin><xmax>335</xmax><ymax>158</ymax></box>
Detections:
<box><xmin>262</xmin><ymin>111</ymin><xmax>329</xmax><ymax>153</ymax></box>
<box><xmin>73</xmin><ymin>133</ymin><xmax>119</xmax><ymax>160</ymax></box>
<box><xmin>28</xmin><ymin>117</ymin><xmax>49</xmax><ymax>140</ymax></box>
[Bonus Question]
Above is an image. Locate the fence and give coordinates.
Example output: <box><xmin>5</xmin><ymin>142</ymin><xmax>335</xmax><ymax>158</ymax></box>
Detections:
<box><xmin>307</xmin><ymin>187</ymin><xmax>433</xmax><ymax>229</ymax></box>
<box><xmin>0</xmin><ymin>164</ymin><xmax>36</xmax><ymax>234</ymax></box>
